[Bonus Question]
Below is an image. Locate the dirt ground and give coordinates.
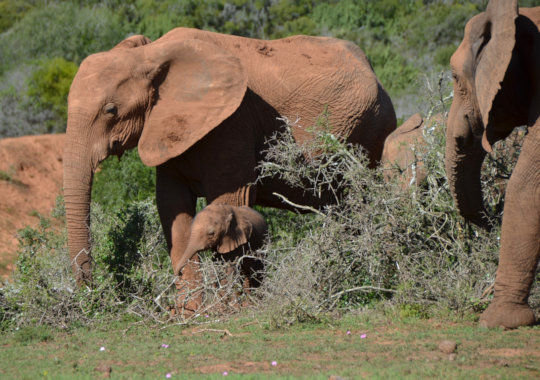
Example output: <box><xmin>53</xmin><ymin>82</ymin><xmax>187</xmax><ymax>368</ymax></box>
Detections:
<box><xmin>0</xmin><ymin>134</ymin><xmax>65</xmax><ymax>280</ymax></box>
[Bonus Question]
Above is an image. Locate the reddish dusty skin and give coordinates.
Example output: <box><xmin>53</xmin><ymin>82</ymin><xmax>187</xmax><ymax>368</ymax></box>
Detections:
<box><xmin>381</xmin><ymin>113</ymin><xmax>438</xmax><ymax>188</ymax></box>
<box><xmin>64</xmin><ymin>30</ymin><xmax>396</xmax><ymax>311</ymax></box>
<box><xmin>176</xmin><ymin>204</ymin><xmax>267</xmax><ymax>290</ymax></box>
<box><xmin>445</xmin><ymin>0</ymin><xmax>539</xmax><ymax>328</ymax></box>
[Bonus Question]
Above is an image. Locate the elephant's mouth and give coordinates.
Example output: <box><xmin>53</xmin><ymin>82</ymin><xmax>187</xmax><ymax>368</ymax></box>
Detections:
<box><xmin>110</xmin><ymin>140</ymin><xmax>124</xmax><ymax>158</ymax></box>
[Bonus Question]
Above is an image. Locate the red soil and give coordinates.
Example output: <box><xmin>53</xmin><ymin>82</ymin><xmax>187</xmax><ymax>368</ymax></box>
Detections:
<box><xmin>0</xmin><ymin>134</ymin><xmax>65</xmax><ymax>280</ymax></box>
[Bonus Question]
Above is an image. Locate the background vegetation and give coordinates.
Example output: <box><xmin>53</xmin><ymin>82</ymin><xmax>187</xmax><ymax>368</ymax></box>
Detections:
<box><xmin>1</xmin><ymin>0</ymin><xmax>537</xmax><ymax>139</ymax></box>
<box><xmin>0</xmin><ymin>0</ymin><xmax>538</xmax><ymax>335</ymax></box>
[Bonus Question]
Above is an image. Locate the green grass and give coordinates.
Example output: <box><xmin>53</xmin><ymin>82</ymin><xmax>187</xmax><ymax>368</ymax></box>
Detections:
<box><xmin>1</xmin><ymin>311</ymin><xmax>539</xmax><ymax>379</ymax></box>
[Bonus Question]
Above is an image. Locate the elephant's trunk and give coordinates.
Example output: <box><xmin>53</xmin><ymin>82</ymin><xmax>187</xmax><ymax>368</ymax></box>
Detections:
<box><xmin>174</xmin><ymin>241</ymin><xmax>201</xmax><ymax>276</ymax></box>
<box><xmin>63</xmin><ymin>116</ymin><xmax>95</xmax><ymax>285</ymax></box>
<box><xmin>445</xmin><ymin>101</ymin><xmax>490</xmax><ymax>229</ymax></box>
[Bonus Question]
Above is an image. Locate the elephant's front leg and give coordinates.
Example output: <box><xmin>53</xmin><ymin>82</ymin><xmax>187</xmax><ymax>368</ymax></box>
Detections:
<box><xmin>480</xmin><ymin>126</ymin><xmax>540</xmax><ymax>329</ymax></box>
<box><xmin>156</xmin><ymin>165</ymin><xmax>200</xmax><ymax>315</ymax></box>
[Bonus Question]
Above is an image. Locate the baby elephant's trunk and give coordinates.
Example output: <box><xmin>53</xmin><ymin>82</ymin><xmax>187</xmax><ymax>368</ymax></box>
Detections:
<box><xmin>174</xmin><ymin>243</ymin><xmax>200</xmax><ymax>276</ymax></box>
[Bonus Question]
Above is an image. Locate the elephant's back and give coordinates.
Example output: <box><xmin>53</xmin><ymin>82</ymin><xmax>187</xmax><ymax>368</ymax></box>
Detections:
<box><xmin>519</xmin><ymin>7</ymin><xmax>540</xmax><ymax>28</ymax></box>
<box><xmin>235</xmin><ymin>35</ymin><xmax>382</xmax><ymax>133</ymax></box>
<box><xmin>233</xmin><ymin>34</ymin><xmax>394</xmax><ymax>157</ymax></box>
<box><xmin>157</xmin><ymin>28</ymin><xmax>395</xmax><ymax>161</ymax></box>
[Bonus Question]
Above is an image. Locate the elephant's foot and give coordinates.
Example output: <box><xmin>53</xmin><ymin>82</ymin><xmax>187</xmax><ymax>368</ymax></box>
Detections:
<box><xmin>479</xmin><ymin>301</ymin><xmax>536</xmax><ymax>329</ymax></box>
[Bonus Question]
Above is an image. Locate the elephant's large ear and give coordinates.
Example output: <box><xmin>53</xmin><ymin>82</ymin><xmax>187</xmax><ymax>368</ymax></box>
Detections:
<box><xmin>112</xmin><ymin>35</ymin><xmax>152</xmax><ymax>50</ymax></box>
<box><xmin>218</xmin><ymin>211</ymin><xmax>252</xmax><ymax>254</ymax></box>
<box><xmin>475</xmin><ymin>0</ymin><xmax>518</xmax><ymax>128</ymax></box>
<box><xmin>138</xmin><ymin>39</ymin><xmax>248</xmax><ymax>167</ymax></box>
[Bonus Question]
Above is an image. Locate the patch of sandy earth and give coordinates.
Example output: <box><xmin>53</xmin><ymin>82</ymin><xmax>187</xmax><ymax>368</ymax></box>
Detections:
<box><xmin>196</xmin><ymin>361</ymin><xmax>272</xmax><ymax>374</ymax></box>
<box><xmin>478</xmin><ymin>348</ymin><xmax>540</xmax><ymax>358</ymax></box>
<box><xmin>0</xmin><ymin>134</ymin><xmax>65</xmax><ymax>280</ymax></box>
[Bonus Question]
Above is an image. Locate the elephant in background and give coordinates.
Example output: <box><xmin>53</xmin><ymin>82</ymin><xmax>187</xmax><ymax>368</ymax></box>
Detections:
<box><xmin>381</xmin><ymin>113</ymin><xmax>432</xmax><ymax>188</ymax></box>
<box><xmin>64</xmin><ymin>28</ymin><xmax>396</xmax><ymax>311</ymax></box>
<box><xmin>445</xmin><ymin>0</ymin><xmax>539</xmax><ymax>328</ymax></box>
<box><xmin>175</xmin><ymin>204</ymin><xmax>267</xmax><ymax>292</ymax></box>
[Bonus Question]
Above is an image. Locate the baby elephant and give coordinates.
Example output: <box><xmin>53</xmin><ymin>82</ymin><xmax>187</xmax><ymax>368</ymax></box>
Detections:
<box><xmin>174</xmin><ymin>204</ymin><xmax>268</xmax><ymax>288</ymax></box>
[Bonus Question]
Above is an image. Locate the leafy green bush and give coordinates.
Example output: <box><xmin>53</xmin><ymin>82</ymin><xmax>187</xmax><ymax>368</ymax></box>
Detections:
<box><xmin>0</xmin><ymin>0</ymin><xmax>34</xmax><ymax>33</ymax></box>
<box><xmin>0</xmin><ymin>0</ymin><xmax>507</xmax><ymax>133</ymax></box>
<box><xmin>90</xmin><ymin>200</ymin><xmax>170</xmax><ymax>302</ymax></box>
<box><xmin>254</xmin><ymin>97</ymin><xmax>536</xmax><ymax>325</ymax></box>
<box><xmin>0</xmin><ymin>199</ymin><xmax>175</xmax><ymax>328</ymax></box>
<box><xmin>26</xmin><ymin>57</ymin><xmax>78</xmax><ymax>132</ymax></box>
<box><xmin>92</xmin><ymin>149</ymin><xmax>156</xmax><ymax>211</ymax></box>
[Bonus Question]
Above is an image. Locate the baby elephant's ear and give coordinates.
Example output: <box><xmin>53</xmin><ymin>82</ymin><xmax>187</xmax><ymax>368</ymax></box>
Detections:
<box><xmin>138</xmin><ymin>39</ymin><xmax>248</xmax><ymax>167</ymax></box>
<box><xmin>218</xmin><ymin>212</ymin><xmax>252</xmax><ymax>254</ymax></box>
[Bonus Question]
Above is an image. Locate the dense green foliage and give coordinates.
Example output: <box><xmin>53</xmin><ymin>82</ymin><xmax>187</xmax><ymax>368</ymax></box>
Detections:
<box><xmin>92</xmin><ymin>149</ymin><xmax>156</xmax><ymax>210</ymax></box>
<box><xmin>0</xmin><ymin>2</ymin><xmax>124</xmax><ymax>71</ymax></box>
<box><xmin>2</xmin><ymin>0</ymin><xmax>530</xmax><ymax>138</ymax></box>
<box><xmin>26</xmin><ymin>57</ymin><xmax>78</xmax><ymax>129</ymax></box>
<box><xmin>0</xmin><ymin>0</ymin><xmax>35</xmax><ymax>33</ymax></box>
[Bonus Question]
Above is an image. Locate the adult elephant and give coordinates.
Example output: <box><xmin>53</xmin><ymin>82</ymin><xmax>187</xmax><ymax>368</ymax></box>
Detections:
<box><xmin>64</xmin><ymin>28</ymin><xmax>396</xmax><ymax>310</ymax></box>
<box><xmin>445</xmin><ymin>0</ymin><xmax>539</xmax><ymax>328</ymax></box>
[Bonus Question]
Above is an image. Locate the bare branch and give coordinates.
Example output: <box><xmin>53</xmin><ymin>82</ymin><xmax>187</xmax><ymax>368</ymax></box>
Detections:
<box><xmin>272</xmin><ymin>192</ymin><xmax>325</xmax><ymax>216</ymax></box>
<box><xmin>330</xmin><ymin>286</ymin><xmax>397</xmax><ymax>299</ymax></box>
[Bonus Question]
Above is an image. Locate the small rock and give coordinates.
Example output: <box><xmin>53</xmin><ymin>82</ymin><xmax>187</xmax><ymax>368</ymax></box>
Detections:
<box><xmin>448</xmin><ymin>353</ymin><xmax>457</xmax><ymax>361</ymax></box>
<box><xmin>438</xmin><ymin>340</ymin><xmax>457</xmax><ymax>354</ymax></box>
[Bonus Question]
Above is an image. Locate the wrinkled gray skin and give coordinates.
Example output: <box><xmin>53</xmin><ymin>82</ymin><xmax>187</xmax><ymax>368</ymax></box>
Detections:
<box><xmin>445</xmin><ymin>0</ymin><xmax>539</xmax><ymax>328</ymax></box>
<box><xmin>175</xmin><ymin>204</ymin><xmax>268</xmax><ymax>288</ymax></box>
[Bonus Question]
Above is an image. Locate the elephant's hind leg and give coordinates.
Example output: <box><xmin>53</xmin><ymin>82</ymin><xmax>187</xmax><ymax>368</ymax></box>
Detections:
<box><xmin>480</xmin><ymin>126</ymin><xmax>540</xmax><ymax>329</ymax></box>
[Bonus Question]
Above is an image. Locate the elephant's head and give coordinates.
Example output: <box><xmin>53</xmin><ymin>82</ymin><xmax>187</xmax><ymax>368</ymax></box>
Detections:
<box><xmin>64</xmin><ymin>34</ymin><xmax>248</xmax><ymax>283</ymax></box>
<box><xmin>445</xmin><ymin>0</ymin><xmax>538</xmax><ymax>228</ymax></box>
<box><xmin>173</xmin><ymin>204</ymin><xmax>257</xmax><ymax>276</ymax></box>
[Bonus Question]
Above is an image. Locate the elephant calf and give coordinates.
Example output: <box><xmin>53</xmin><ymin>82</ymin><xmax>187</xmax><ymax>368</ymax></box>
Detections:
<box><xmin>381</xmin><ymin>113</ymin><xmax>447</xmax><ymax>188</ymax></box>
<box><xmin>174</xmin><ymin>204</ymin><xmax>268</xmax><ymax>290</ymax></box>
<box><xmin>381</xmin><ymin>113</ymin><xmax>428</xmax><ymax>188</ymax></box>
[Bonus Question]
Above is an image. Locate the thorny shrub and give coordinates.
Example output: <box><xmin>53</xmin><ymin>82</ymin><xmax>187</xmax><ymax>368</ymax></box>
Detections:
<box><xmin>254</xmin><ymin>110</ymin><xmax>538</xmax><ymax>326</ymax></box>
<box><xmin>0</xmin><ymin>201</ymin><xmax>173</xmax><ymax>328</ymax></box>
<box><xmin>1</xmin><ymin>101</ymin><xmax>538</xmax><ymax>328</ymax></box>
<box><xmin>0</xmin><ymin>198</ymin><xmax>259</xmax><ymax>328</ymax></box>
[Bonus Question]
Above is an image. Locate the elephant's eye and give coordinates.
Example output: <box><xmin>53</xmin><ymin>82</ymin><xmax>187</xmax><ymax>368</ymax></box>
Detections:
<box><xmin>104</xmin><ymin>103</ymin><xmax>118</xmax><ymax>116</ymax></box>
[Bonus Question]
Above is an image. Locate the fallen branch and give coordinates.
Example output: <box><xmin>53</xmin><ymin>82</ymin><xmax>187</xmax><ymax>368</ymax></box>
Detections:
<box><xmin>481</xmin><ymin>283</ymin><xmax>495</xmax><ymax>299</ymax></box>
<box><xmin>192</xmin><ymin>328</ymin><xmax>233</xmax><ymax>337</ymax></box>
<box><xmin>330</xmin><ymin>286</ymin><xmax>397</xmax><ymax>299</ymax></box>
